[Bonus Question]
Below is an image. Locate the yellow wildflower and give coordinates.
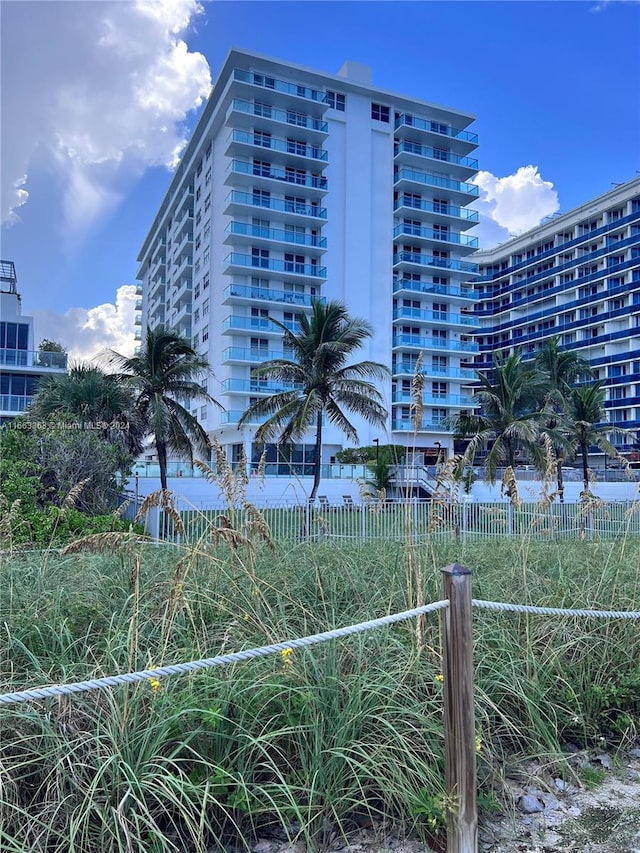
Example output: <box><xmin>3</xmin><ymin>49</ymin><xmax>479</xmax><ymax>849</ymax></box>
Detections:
<box><xmin>280</xmin><ymin>648</ymin><xmax>293</xmax><ymax>667</ymax></box>
<box><xmin>149</xmin><ymin>676</ymin><xmax>162</xmax><ymax>695</ymax></box>
<box><xmin>475</xmin><ymin>734</ymin><xmax>482</xmax><ymax>754</ymax></box>
<box><xmin>435</xmin><ymin>673</ymin><xmax>444</xmax><ymax>683</ymax></box>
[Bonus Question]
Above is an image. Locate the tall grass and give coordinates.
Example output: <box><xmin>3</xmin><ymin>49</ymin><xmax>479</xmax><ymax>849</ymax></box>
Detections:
<box><xmin>1</xmin><ymin>538</ymin><xmax>640</xmax><ymax>851</ymax></box>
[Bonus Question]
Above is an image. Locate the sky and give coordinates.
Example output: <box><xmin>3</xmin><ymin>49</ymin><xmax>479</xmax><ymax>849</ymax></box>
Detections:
<box><xmin>1</xmin><ymin>0</ymin><xmax>639</xmax><ymax>361</ymax></box>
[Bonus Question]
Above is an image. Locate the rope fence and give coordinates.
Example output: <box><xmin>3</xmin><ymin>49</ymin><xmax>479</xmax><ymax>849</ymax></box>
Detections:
<box><xmin>3</xmin><ymin>596</ymin><xmax>640</xmax><ymax>708</ymax></box>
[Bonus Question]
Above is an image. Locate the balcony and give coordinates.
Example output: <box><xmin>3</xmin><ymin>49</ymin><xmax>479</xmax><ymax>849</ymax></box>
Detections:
<box><xmin>394</xmin><ymin>168</ymin><xmax>479</xmax><ymax>199</ymax></box>
<box><xmin>221</xmin><ymin>410</ymin><xmax>270</xmax><ymax>425</ymax></box>
<box><xmin>392</xmin><ymin>223</ymin><xmax>478</xmax><ymax>249</ymax></box>
<box><xmin>392</xmin><ymin>334</ymin><xmax>479</xmax><ymax>353</ymax></box>
<box><xmin>173</xmin><ymin>254</ymin><xmax>192</xmax><ymax>280</ymax></box>
<box><xmin>225</xmin><ymin>221</ymin><xmax>326</xmax><ymax>251</ymax></box>
<box><xmin>392</xmin><ymin>391</ymin><xmax>475</xmax><ymax>406</ymax></box>
<box><xmin>134</xmin><ymin>329</ymin><xmax>142</xmax><ymax>341</ymax></box>
<box><xmin>393</xmin><ymin>278</ymin><xmax>477</xmax><ymax>301</ymax></box>
<box><xmin>135</xmin><ymin>298</ymin><xmax>143</xmax><ymax>311</ymax></box>
<box><xmin>394</xmin><ymin>114</ymin><xmax>478</xmax><ymax>149</ymax></box>
<box><xmin>394</xmin><ymin>196</ymin><xmax>478</xmax><ymax>229</ymax></box>
<box><xmin>393</xmin><ymin>251</ymin><xmax>479</xmax><ymax>274</ymax></box>
<box><xmin>226</xmin><ymin>159</ymin><xmax>328</xmax><ymax>194</ymax></box>
<box><xmin>227</xmin><ymin>99</ymin><xmax>328</xmax><ymax>136</ymax></box>
<box><xmin>221</xmin><ymin>378</ymin><xmax>303</xmax><ymax>395</ymax></box>
<box><xmin>223</xmin><ymin>315</ymin><xmax>297</xmax><ymax>336</ymax></box>
<box><xmin>392</xmin><ymin>363</ymin><xmax>477</xmax><ymax>380</ymax></box>
<box><xmin>224</xmin><ymin>190</ymin><xmax>327</xmax><ymax>223</ymax></box>
<box><xmin>0</xmin><ymin>394</ymin><xmax>33</xmax><ymax>413</ymax></box>
<box><xmin>174</xmin><ymin>183</ymin><xmax>194</xmax><ymax>213</ymax></box>
<box><xmin>134</xmin><ymin>312</ymin><xmax>142</xmax><ymax>326</ymax></box>
<box><xmin>223</xmin><ymin>283</ymin><xmax>320</xmax><ymax>308</ymax></box>
<box><xmin>393</xmin><ymin>307</ymin><xmax>477</xmax><ymax>327</ymax></box>
<box><xmin>226</xmin><ymin>129</ymin><xmax>328</xmax><ymax>162</ymax></box>
<box><xmin>394</xmin><ymin>140</ymin><xmax>478</xmax><ymax>173</ymax></box>
<box><xmin>0</xmin><ymin>349</ymin><xmax>68</xmax><ymax>370</ymax></box>
<box><xmin>170</xmin><ymin>302</ymin><xmax>192</xmax><ymax>328</ymax></box>
<box><xmin>392</xmin><ymin>419</ymin><xmax>452</xmax><ymax>433</ymax></box>
<box><xmin>224</xmin><ymin>253</ymin><xmax>326</xmax><ymax>281</ymax></box>
<box><xmin>232</xmin><ymin>68</ymin><xmax>327</xmax><ymax>104</ymax></box>
<box><xmin>222</xmin><ymin>346</ymin><xmax>286</xmax><ymax>364</ymax></box>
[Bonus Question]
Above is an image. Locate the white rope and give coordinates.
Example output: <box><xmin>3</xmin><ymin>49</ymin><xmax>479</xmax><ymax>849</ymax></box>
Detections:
<box><xmin>473</xmin><ymin>599</ymin><xmax>640</xmax><ymax>619</ymax></box>
<box><xmin>0</xmin><ymin>600</ymin><xmax>449</xmax><ymax>706</ymax></box>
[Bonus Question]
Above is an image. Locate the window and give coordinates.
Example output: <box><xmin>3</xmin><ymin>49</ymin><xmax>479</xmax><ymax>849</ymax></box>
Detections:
<box><xmin>402</xmin><ymin>192</ymin><xmax>422</xmax><ymax>209</ymax></box>
<box><xmin>433</xmin><ymin>198</ymin><xmax>449</xmax><ymax>214</ymax></box>
<box><xmin>253</xmin><ymin>73</ymin><xmax>275</xmax><ymax>89</ymax></box>
<box><xmin>252</xmin><ymin>247</ymin><xmax>269</xmax><ymax>268</ymax></box>
<box><xmin>253</xmin><ymin>189</ymin><xmax>271</xmax><ymax>207</ymax></box>
<box><xmin>254</xmin><ymin>130</ymin><xmax>272</xmax><ymax>148</ymax></box>
<box><xmin>204</xmin><ymin>196</ymin><xmax>211</xmax><ymax>212</ymax></box>
<box><xmin>196</xmin><ymin>161</ymin><xmax>202</xmax><ymax>178</ymax></box>
<box><xmin>194</xmin><ymin>283</ymin><xmax>200</xmax><ymax>300</ymax></box>
<box><xmin>285</xmin><ymin>195</ymin><xmax>307</xmax><ymax>214</ymax></box>
<box><xmin>203</xmin><ymin>272</ymin><xmax>209</xmax><ymax>290</ymax></box>
<box><xmin>205</xmin><ymin>168</ymin><xmax>211</xmax><ymax>185</ymax></box>
<box><xmin>433</xmin><ymin>224</ymin><xmax>449</xmax><ymax>240</ymax></box>
<box><xmin>253</xmin><ymin>159</ymin><xmax>271</xmax><ymax>177</ymax></box>
<box><xmin>201</xmin><ymin>325</ymin><xmax>209</xmax><ymax>343</ymax></box>
<box><xmin>204</xmin><ymin>143</ymin><xmax>212</xmax><ymax>161</ymax></box>
<box><xmin>202</xmin><ymin>298</ymin><xmax>209</xmax><ymax>316</ymax></box>
<box><xmin>325</xmin><ymin>90</ymin><xmax>345</xmax><ymax>111</ymax></box>
<box><xmin>432</xmin><ymin>382</ymin><xmax>447</xmax><ymax>398</ymax></box>
<box><xmin>286</xmin><ymin>109</ymin><xmax>307</xmax><ymax>127</ymax></box>
<box><xmin>193</xmin><ymin>308</ymin><xmax>200</xmax><ymax>324</ymax></box>
<box><xmin>203</xmin><ymin>247</ymin><xmax>210</xmax><ymax>265</ymax></box>
<box><xmin>432</xmin><ymin>408</ymin><xmax>447</xmax><ymax>424</ymax></box>
<box><xmin>203</xmin><ymin>220</ymin><xmax>210</xmax><ymax>239</ymax></box>
<box><xmin>200</xmin><ymin>405</ymin><xmax>207</xmax><ymax>420</ymax></box>
<box><xmin>285</xmin><ymin>253</ymin><xmax>305</xmax><ymax>273</ymax></box>
<box><xmin>285</xmin><ymin>166</ymin><xmax>306</xmax><ymax>185</ymax></box>
<box><xmin>254</xmin><ymin>100</ymin><xmax>272</xmax><ymax>118</ymax></box>
<box><xmin>371</xmin><ymin>103</ymin><xmax>390</xmax><ymax>122</ymax></box>
<box><xmin>287</xmin><ymin>138</ymin><xmax>307</xmax><ymax>156</ymax></box>
<box><xmin>433</xmin><ymin>146</ymin><xmax>449</xmax><ymax>161</ymax></box>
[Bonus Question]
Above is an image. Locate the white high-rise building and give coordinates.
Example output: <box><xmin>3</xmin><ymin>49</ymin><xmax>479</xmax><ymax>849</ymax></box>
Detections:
<box><xmin>472</xmin><ymin>176</ymin><xmax>640</xmax><ymax>455</ymax></box>
<box><xmin>137</xmin><ymin>49</ymin><xmax>480</xmax><ymax>473</ymax></box>
<box><xmin>0</xmin><ymin>260</ymin><xmax>68</xmax><ymax>424</ymax></box>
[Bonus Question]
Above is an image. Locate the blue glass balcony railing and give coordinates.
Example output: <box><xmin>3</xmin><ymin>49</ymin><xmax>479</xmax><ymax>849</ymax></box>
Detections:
<box><xmin>221</xmin><ymin>410</ymin><xmax>270</xmax><ymax>425</ymax></box>
<box><xmin>392</xmin><ymin>391</ymin><xmax>475</xmax><ymax>406</ymax></box>
<box><xmin>392</xmin><ymin>363</ymin><xmax>476</xmax><ymax>380</ymax></box>
<box><xmin>222</xmin><ymin>347</ymin><xmax>287</xmax><ymax>363</ymax></box>
<box><xmin>394</xmin><ymin>140</ymin><xmax>479</xmax><ymax>170</ymax></box>
<box><xmin>394</xmin><ymin>168</ymin><xmax>479</xmax><ymax>196</ymax></box>
<box><xmin>225</xmin><ymin>190</ymin><xmax>327</xmax><ymax>219</ymax></box>
<box><xmin>224</xmin><ymin>253</ymin><xmax>327</xmax><ymax>278</ymax></box>
<box><xmin>223</xmin><ymin>315</ymin><xmax>298</xmax><ymax>333</ymax></box>
<box><xmin>0</xmin><ymin>349</ymin><xmax>68</xmax><ymax>369</ymax></box>
<box><xmin>393</xmin><ymin>279</ymin><xmax>477</xmax><ymax>300</ymax></box>
<box><xmin>392</xmin><ymin>224</ymin><xmax>478</xmax><ymax>248</ymax></box>
<box><xmin>233</xmin><ymin>68</ymin><xmax>327</xmax><ymax>103</ymax></box>
<box><xmin>221</xmin><ymin>378</ymin><xmax>303</xmax><ymax>394</ymax></box>
<box><xmin>394</xmin><ymin>114</ymin><xmax>478</xmax><ymax>144</ymax></box>
<box><xmin>393</xmin><ymin>252</ymin><xmax>479</xmax><ymax>274</ymax></box>
<box><xmin>224</xmin><ymin>284</ymin><xmax>321</xmax><ymax>307</ymax></box>
<box><xmin>229</xmin><ymin>99</ymin><xmax>329</xmax><ymax>133</ymax></box>
<box><xmin>393</xmin><ymin>334</ymin><xmax>479</xmax><ymax>353</ymax></box>
<box><xmin>228</xmin><ymin>129</ymin><xmax>328</xmax><ymax>161</ymax></box>
<box><xmin>392</xmin><ymin>420</ymin><xmax>453</xmax><ymax>432</ymax></box>
<box><xmin>393</xmin><ymin>307</ymin><xmax>477</xmax><ymax>327</ymax></box>
<box><xmin>0</xmin><ymin>394</ymin><xmax>33</xmax><ymax>413</ymax></box>
<box><xmin>394</xmin><ymin>196</ymin><xmax>479</xmax><ymax>222</ymax></box>
<box><xmin>226</xmin><ymin>221</ymin><xmax>327</xmax><ymax>248</ymax></box>
<box><xmin>227</xmin><ymin>159</ymin><xmax>328</xmax><ymax>191</ymax></box>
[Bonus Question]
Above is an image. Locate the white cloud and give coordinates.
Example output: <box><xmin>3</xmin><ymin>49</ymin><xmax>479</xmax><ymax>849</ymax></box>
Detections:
<box><xmin>2</xmin><ymin>0</ymin><xmax>211</xmax><ymax>229</ymax></box>
<box><xmin>471</xmin><ymin>166</ymin><xmax>560</xmax><ymax>247</ymax></box>
<box><xmin>32</xmin><ymin>286</ymin><xmax>138</xmax><ymax>364</ymax></box>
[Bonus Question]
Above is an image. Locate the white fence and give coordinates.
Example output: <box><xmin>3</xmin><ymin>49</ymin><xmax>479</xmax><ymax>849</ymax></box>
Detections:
<box><xmin>133</xmin><ymin>497</ymin><xmax>640</xmax><ymax>543</ymax></box>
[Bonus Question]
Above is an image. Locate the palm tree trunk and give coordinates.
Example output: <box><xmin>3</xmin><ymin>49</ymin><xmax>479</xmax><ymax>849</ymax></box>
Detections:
<box><xmin>310</xmin><ymin>409</ymin><xmax>323</xmax><ymax>504</ymax></box>
<box><xmin>157</xmin><ymin>440</ymin><xmax>169</xmax><ymax>539</ymax></box>
<box><xmin>556</xmin><ymin>460</ymin><xmax>565</xmax><ymax>504</ymax></box>
<box><xmin>580</xmin><ymin>440</ymin><xmax>589</xmax><ymax>493</ymax></box>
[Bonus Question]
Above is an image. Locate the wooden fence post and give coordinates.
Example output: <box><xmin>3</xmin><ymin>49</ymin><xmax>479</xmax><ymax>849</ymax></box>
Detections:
<box><xmin>441</xmin><ymin>563</ymin><xmax>477</xmax><ymax>853</ymax></box>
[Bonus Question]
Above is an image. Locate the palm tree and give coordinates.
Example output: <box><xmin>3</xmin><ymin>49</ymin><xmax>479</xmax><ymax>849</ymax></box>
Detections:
<box><xmin>563</xmin><ymin>380</ymin><xmax>621</xmax><ymax>493</ymax></box>
<box><xmin>28</xmin><ymin>363</ymin><xmax>146</xmax><ymax>461</ymax></box>
<box><xmin>109</xmin><ymin>326</ymin><xmax>220</xmax><ymax>492</ymax></box>
<box><xmin>451</xmin><ymin>351</ymin><xmax>547</xmax><ymax>484</ymax></box>
<box><xmin>238</xmin><ymin>300</ymin><xmax>389</xmax><ymax>503</ymax></box>
<box><xmin>535</xmin><ymin>337</ymin><xmax>594</xmax><ymax>502</ymax></box>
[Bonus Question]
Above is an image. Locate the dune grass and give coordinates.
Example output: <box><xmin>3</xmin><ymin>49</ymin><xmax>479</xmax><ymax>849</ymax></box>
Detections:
<box><xmin>1</xmin><ymin>536</ymin><xmax>640</xmax><ymax>851</ymax></box>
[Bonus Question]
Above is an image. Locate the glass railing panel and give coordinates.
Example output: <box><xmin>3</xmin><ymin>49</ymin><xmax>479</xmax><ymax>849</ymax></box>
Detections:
<box><xmin>226</xmin><ymin>221</ymin><xmax>327</xmax><ymax>247</ymax></box>
<box><xmin>0</xmin><ymin>349</ymin><xmax>68</xmax><ymax>369</ymax></box>
<box><xmin>228</xmin><ymin>129</ymin><xmax>328</xmax><ymax>161</ymax></box>
<box><xmin>225</xmin><ymin>190</ymin><xmax>328</xmax><ymax>219</ymax></box>
<box><xmin>393</xmin><ymin>114</ymin><xmax>479</xmax><ymax>144</ymax></box>
<box><xmin>394</xmin><ymin>168</ymin><xmax>479</xmax><ymax>196</ymax></box>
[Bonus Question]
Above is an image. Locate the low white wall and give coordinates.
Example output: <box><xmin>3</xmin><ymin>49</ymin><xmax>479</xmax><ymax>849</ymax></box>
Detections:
<box><xmin>470</xmin><ymin>479</ymin><xmax>640</xmax><ymax>504</ymax></box>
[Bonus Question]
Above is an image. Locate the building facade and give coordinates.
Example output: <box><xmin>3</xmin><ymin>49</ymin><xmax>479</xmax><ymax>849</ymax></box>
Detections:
<box><xmin>472</xmin><ymin>177</ymin><xmax>640</xmax><ymax>451</ymax></box>
<box><xmin>0</xmin><ymin>260</ymin><xmax>68</xmax><ymax>424</ymax></box>
<box><xmin>137</xmin><ymin>49</ymin><xmax>480</xmax><ymax>471</ymax></box>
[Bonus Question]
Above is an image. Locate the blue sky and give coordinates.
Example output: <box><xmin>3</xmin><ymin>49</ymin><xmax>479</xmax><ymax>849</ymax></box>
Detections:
<box><xmin>1</xmin><ymin>0</ymin><xmax>639</xmax><ymax>358</ymax></box>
